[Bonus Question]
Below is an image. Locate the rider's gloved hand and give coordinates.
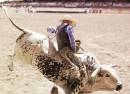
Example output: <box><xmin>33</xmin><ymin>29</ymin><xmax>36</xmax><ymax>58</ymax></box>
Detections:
<box><xmin>47</xmin><ymin>26</ymin><xmax>56</xmax><ymax>34</ymax></box>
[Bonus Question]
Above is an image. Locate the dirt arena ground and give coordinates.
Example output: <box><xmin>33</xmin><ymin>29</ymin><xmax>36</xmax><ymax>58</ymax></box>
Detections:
<box><xmin>0</xmin><ymin>8</ymin><xmax>130</xmax><ymax>94</ymax></box>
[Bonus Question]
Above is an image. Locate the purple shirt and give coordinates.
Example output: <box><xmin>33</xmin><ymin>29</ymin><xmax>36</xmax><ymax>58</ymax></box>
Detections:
<box><xmin>65</xmin><ymin>25</ymin><xmax>76</xmax><ymax>52</ymax></box>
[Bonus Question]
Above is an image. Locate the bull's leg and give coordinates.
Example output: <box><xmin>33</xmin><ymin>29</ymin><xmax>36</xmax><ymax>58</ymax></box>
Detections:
<box><xmin>50</xmin><ymin>86</ymin><xmax>58</xmax><ymax>94</ymax></box>
<box><xmin>63</xmin><ymin>69</ymin><xmax>87</xmax><ymax>94</ymax></box>
<box><xmin>62</xmin><ymin>59</ymin><xmax>87</xmax><ymax>94</ymax></box>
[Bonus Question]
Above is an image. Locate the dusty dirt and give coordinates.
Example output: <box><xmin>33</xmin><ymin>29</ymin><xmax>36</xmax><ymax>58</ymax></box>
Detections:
<box><xmin>0</xmin><ymin>8</ymin><xmax>130</xmax><ymax>94</ymax></box>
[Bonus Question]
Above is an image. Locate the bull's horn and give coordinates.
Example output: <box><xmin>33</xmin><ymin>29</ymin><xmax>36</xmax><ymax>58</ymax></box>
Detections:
<box><xmin>91</xmin><ymin>60</ymin><xmax>100</xmax><ymax>78</ymax></box>
<box><xmin>91</xmin><ymin>66</ymin><xmax>100</xmax><ymax>78</ymax></box>
<box><xmin>89</xmin><ymin>65</ymin><xmax>100</xmax><ymax>86</ymax></box>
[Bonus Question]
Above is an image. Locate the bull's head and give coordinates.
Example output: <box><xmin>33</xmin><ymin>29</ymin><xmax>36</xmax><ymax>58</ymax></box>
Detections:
<box><xmin>76</xmin><ymin>53</ymin><xmax>122</xmax><ymax>93</ymax></box>
<box><xmin>81</xmin><ymin>64</ymin><xmax>122</xmax><ymax>93</ymax></box>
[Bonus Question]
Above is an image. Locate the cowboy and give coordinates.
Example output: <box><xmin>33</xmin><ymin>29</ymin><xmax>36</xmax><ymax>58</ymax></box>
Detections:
<box><xmin>56</xmin><ymin>15</ymin><xmax>80</xmax><ymax>67</ymax></box>
<box><xmin>57</xmin><ymin>15</ymin><xmax>76</xmax><ymax>52</ymax></box>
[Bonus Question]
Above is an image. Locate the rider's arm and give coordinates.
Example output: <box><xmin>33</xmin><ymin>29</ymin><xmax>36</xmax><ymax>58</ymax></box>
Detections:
<box><xmin>66</xmin><ymin>25</ymin><xmax>76</xmax><ymax>52</ymax></box>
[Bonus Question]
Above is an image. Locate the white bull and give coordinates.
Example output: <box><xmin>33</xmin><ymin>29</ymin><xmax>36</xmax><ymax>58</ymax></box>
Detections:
<box><xmin>3</xmin><ymin>6</ymin><xmax>122</xmax><ymax>94</ymax></box>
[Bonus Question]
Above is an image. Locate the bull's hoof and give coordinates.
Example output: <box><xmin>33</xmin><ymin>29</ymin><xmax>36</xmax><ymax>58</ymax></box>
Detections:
<box><xmin>51</xmin><ymin>86</ymin><xmax>58</xmax><ymax>94</ymax></box>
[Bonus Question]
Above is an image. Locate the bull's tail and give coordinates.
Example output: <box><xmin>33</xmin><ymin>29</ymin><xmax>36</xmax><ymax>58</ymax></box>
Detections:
<box><xmin>2</xmin><ymin>6</ymin><xmax>32</xmax><ymax>34</ymax></box>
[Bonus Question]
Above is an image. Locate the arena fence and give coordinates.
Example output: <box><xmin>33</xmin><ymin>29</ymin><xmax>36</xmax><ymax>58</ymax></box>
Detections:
<box><xmin>1</xmin><ymin>1</ymin><xmax>130</xmax><ymax>8</ymax></box>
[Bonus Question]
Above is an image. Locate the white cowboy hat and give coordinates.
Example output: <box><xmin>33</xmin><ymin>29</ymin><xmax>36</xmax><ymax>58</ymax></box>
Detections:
<box><xmin>60</xmin><ymin>14</ymin><xmax>77</xmax><ymax>26</ymax></box>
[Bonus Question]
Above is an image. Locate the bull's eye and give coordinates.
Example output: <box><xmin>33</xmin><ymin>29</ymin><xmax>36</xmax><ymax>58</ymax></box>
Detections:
<box><xmin>105</xmin><ymin>74</ymin><xmax>110</xmax><ymax>77</ymax></box>
<box><xmin>98</xmin><ymin>73</ymin><xmax>103</xmax><ymax>77</ymax></box>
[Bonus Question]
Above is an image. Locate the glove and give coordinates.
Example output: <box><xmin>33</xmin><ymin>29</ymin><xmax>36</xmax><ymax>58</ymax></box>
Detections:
<box><xmin>47</xmin><ymin>26</ymin><xmax>56</xmax><ymax>34</ymax></box>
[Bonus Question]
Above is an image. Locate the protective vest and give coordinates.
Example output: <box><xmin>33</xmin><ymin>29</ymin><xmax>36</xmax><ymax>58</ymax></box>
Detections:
<box><xmin>56</xmin><ymin>24</ymin><xmax>71</xmax><ymax>51</ymax></box>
